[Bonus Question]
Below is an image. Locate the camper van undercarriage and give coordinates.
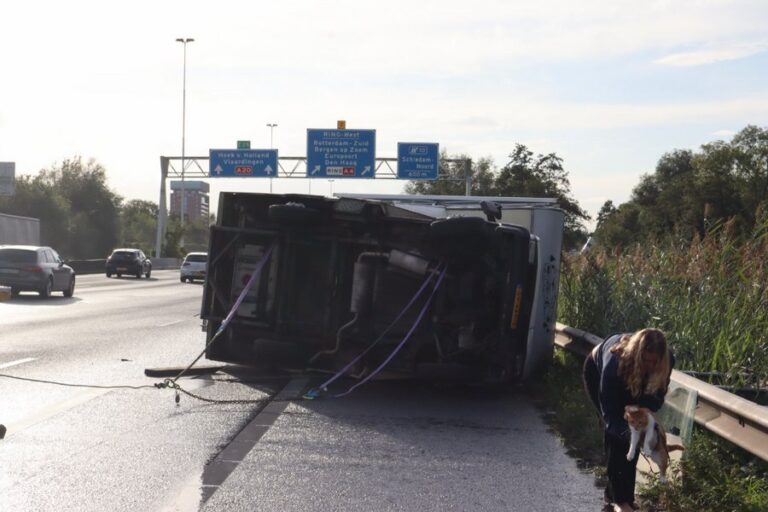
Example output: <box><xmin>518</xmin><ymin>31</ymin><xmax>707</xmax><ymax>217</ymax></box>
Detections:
<box><xmin>201</xmin><ymin>193</ymin><xmax>563</xmax><ymax>384</ymax></box>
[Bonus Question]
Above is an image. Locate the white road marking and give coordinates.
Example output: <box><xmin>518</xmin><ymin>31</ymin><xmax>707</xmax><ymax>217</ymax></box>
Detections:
<box><xmin>4</xmin><ymin>387</ymin><xmax>110</xmax><ymax>438</ymax></box>
<box><xmin>157</xmin><ymin>473</ymin><xmax>204</xmax><ymax>512</ymax></box>
<box><xmin>0</xmin><ymin>357</ymin><xmax>36</xmax><ymax>369</ymax></box>
<box><xmin>157</xmin><ymin>320</ymin><xmax>184</xmax><ymax>327</ymax></box>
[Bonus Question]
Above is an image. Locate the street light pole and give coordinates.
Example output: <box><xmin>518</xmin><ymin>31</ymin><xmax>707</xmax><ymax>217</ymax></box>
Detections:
<box><xmin>266</xmin><ymin>123</ymin><xmax>277</xmax><ymax>193</ymax></box>
<box><xmin>176</xmin><ymin>37</ymin><xmax>194</xmax><ymax>245</ymax></box>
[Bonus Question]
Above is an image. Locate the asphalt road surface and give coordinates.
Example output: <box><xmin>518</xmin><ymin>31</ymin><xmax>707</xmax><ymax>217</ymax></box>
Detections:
<box><xmin>0</xmin><ymin>271</ymin><xmax>603</xmax><ymax>511</ymax></box>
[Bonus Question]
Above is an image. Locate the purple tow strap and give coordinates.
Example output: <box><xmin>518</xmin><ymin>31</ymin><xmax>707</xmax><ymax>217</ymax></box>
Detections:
<box><xmin>215</xmin><ymin>242</ymin><xmax>276</xmax><ymax>336</ymax></box>
<box><xmin>313</xmin><ymin>264</ymin><xmax>447</xmax><ymax>399</ymax></box>
<box><xmin>309</xmin><ymin>263</ymin><xmax>445</xmax><ymax>396</ymax></box>
<box><xmin>333</xmin><ymin>265</ymin><xmax>447</xmax><ymax>398</ymax></box>
<box><xmin>167</xmin><ymin>241</ymin><xmax>276</xmax><ymax>385</ymax></box>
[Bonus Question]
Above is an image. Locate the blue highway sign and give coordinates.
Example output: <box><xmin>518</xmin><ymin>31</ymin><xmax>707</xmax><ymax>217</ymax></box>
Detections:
<box><xmin>397</xmin><ymin>143</ymin><xmax>439</xmax><ymax>180</ymax></box>
<box><xmin>306</xmin><ymin>129</ymin><xmax>376</xmax><ymax>178</ymax></box>
<box><xmin>209</xmin><ymin>149</ymin><xmax>278</xmax><ymax>177</ymax></box>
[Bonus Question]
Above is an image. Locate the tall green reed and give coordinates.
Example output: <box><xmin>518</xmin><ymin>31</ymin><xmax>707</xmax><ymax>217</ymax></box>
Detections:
<box><xmin>559</xmin><ymin>217</ymin><xmax>768</xmax><ymax>390</ymax></box>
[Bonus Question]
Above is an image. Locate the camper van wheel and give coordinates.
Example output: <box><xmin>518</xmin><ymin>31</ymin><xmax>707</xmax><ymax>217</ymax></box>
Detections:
<box><xmin>429</xmin><ymin>217</ymin><xmax>488</xmax><ymax>238</ymax></box>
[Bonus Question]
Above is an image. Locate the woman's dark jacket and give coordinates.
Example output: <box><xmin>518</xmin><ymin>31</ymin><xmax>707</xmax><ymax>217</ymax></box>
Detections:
<box><xmin>594</xmin><ymin>333</ymin><xmax>675</xmax><ymax>438</ymax></box>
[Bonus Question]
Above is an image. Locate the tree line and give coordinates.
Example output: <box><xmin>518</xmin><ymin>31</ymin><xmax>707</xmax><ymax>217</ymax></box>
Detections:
<box><xmin>594</xmin><ymin>125</ymin><xmax>768</xmax><ymax>247</ymax></box>
<box><xmin>8</xmin><ymin>127</ymin><xmax>760</xmax><ymax>258</ymax></box>
<box><xmin>0</xmin><ymin>157</ymin><xmax>209</xmax><ymax>259</ymax></box>
<box><xmin>407</xmin><ymin>144</ymin><xmax>591</xmax><ymax>249</ymax></box>
<box><xmin>1</xmin><ymin>147</ymin><xmax>594</xmax><ymax>257</ymax></box>
<box><xmin>2</xmin><ymin>147</ymin><xmax>593</xmax><ymax>259</ymax></box>
<box><xmin>409</xmin><ymin>127</ymin><xmax>768</xmax><ymax>250</ymax></box>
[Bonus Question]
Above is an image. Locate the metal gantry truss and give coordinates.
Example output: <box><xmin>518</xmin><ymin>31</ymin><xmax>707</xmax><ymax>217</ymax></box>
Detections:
<box><xmin>155</xmin><ymin>155</ymin><xmax>471</xmax><ymax>257</ymax></box>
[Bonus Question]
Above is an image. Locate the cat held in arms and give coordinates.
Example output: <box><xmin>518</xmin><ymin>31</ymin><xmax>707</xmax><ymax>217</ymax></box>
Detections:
<box><xmin>624</xmin><ymin>405</ymin><xmax>685</xmax><ymax>483</ymax></box>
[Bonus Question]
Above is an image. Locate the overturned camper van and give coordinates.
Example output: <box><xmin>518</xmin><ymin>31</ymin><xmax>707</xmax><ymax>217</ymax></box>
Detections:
<box><xmin>201</xmin><ymin>193</ymin><xmax>564</xmax><ymax>383</ymax></box>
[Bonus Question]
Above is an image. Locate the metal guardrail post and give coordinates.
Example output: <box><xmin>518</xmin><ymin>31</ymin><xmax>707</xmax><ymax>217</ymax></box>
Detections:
<box><xmin>554</xmin><ymin>322</ymin><xmax>768</xmax><ymax>462</ymax></box>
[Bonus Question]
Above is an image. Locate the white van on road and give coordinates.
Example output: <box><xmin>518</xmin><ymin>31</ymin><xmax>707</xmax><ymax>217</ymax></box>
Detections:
<box><xmin>180</xmin><ymin>252</ymin><xmax>207</xmax><ymax>283</ymax></box>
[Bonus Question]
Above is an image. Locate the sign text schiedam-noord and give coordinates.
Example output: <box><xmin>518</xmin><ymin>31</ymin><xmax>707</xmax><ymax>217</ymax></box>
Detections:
<box><xmin>397</xmin><ymin>143</ymin><xmax>439</xmax><ymax>180</ymax></box>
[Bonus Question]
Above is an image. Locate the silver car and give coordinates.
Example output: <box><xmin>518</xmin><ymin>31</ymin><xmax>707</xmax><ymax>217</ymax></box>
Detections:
<box><xmin>0</xmin><ymin>245</ymin><xmax>76</xmax><ymax>298</ymax></box>
<box><xmin>180</xmin><ymin>252</ymin><xmax>207</xmax><ymax>283</ymax></box>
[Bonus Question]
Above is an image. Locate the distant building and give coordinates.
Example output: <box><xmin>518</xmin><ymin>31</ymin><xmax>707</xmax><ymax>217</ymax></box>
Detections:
<box><xmin>170</xmin><ymin>180</ymin><xmax>210</xmax><ymax>222</ymax></box>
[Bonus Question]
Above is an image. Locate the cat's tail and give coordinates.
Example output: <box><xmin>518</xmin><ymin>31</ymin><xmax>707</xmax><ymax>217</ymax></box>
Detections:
<box><xmin>667</xmin><ymin>444</ymin><xmax>685</xmax><ymax>452</ymax></box>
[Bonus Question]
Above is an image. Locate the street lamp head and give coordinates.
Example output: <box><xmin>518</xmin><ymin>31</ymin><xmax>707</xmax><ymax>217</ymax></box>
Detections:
<box><xmin>176</xmin><ymin>37</ymin><xmax>195</xmax><ymax>43</ymax></box>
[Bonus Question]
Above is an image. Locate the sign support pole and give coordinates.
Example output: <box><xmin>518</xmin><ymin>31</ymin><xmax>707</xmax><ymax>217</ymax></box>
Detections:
<box><xmin>464</xmin><ymin>158</ymin><xmax>472</xmax><ymax>196</ymax></box>
<box><xmin>155</xmin><ymin>157</ymin><xmax>169</xmax><ymax>258</ymax></box>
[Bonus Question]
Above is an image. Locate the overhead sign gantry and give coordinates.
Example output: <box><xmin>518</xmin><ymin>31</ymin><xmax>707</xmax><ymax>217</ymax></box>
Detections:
<box><xmin>157</xmin><ymin>124</ymin><xmax>470</xmax><ymax>258</ymax></box>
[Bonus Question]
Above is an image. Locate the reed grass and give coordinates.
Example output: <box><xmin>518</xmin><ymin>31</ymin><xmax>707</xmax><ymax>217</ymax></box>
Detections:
<box><xmin>559</xmin><ymin>217</ymin><xmax>768</xmax><ymax>391</ymax></box>
<box><xmin>551</xmin><ymin>218</ymin><xmax>768</xmax><ymax>510</ymax></box>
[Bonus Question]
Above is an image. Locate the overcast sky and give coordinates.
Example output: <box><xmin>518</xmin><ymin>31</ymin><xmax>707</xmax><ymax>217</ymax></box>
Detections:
<box><xmin>1</xmin><ymin>0</ymin><xmax>767</xmax><ymax>229</ymax></box>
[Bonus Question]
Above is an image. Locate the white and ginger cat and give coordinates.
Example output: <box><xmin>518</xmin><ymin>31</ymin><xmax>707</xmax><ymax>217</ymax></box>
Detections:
<box><xmin>624</xmin><ymin>405</ymin><xmax>685</xmax><ymax>483</ymax></box>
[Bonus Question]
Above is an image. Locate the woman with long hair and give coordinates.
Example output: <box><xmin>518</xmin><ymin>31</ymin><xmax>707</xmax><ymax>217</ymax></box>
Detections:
<box><xmin>582</xmin><ymin>328</ymin><xmax>674</xmax><ymax>512</ymax></box>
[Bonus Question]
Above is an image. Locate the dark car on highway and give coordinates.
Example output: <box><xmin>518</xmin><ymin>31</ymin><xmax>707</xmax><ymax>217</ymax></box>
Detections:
<box><xmin>0</xmin><ymin>245</ymin><xmax>76</xmax><ymax>298</ymax></box>
<box><xmin>106</xmin><ymin>248</ymin><xmax>152</xmax><ymax>278</ymax></box>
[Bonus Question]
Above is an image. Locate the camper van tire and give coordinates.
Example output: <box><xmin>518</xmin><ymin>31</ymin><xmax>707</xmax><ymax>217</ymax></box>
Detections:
<box><xmin>429</xmin><ymin>216</ymin><xmax>488</xmax><ymax>238</ymax></box>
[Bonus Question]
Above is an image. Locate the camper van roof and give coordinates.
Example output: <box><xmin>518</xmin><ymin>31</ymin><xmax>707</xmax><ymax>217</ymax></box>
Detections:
<box><xmin>335</xmin><ymin>193</ymin><xmax>558</xmax><ymax>208</ymax></box>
